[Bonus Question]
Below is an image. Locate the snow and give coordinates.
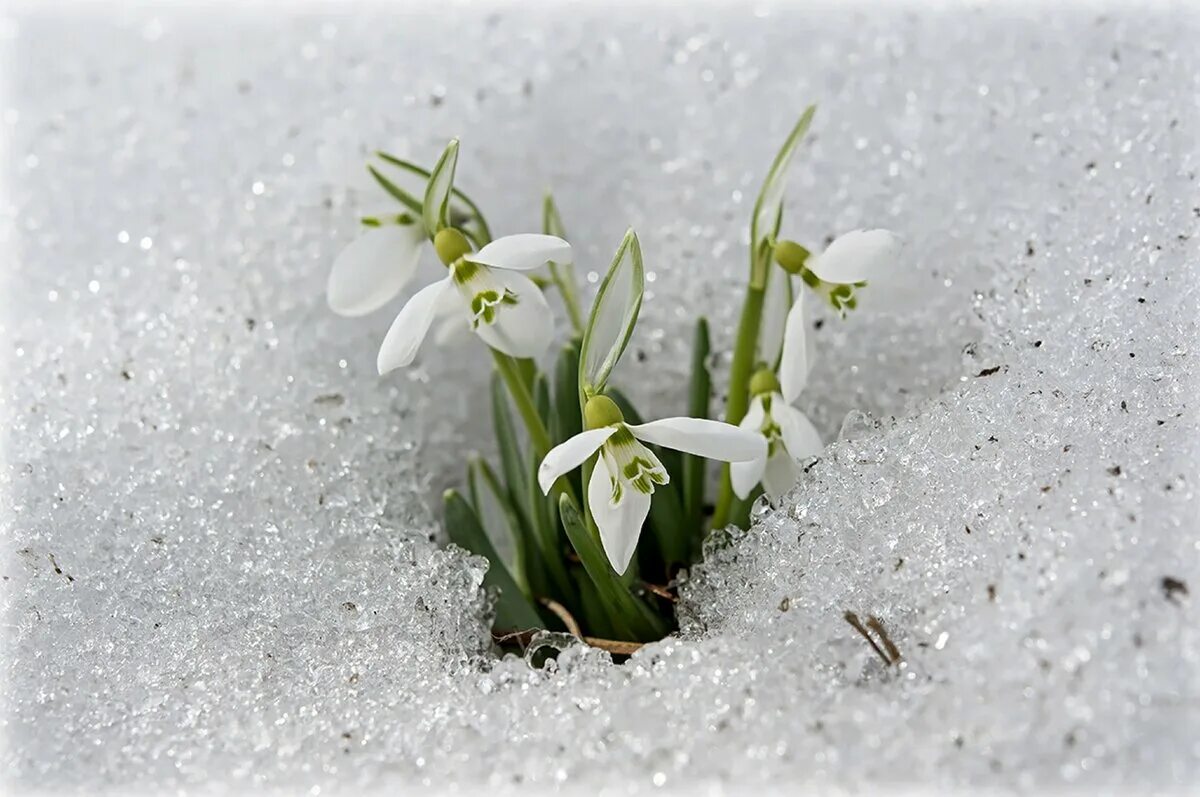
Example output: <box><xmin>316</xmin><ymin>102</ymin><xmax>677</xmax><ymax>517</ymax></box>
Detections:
<box><xmin>2</xmin><ymin>3</ymin><xmax>1197</xmax><ymax>794</ymax></box>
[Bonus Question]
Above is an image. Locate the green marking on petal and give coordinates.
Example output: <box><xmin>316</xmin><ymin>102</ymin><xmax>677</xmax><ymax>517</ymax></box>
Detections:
<box><xmin>604</xmin><ymin>426</ymin><xmax>669</xmax><ymax>497</ymax></box>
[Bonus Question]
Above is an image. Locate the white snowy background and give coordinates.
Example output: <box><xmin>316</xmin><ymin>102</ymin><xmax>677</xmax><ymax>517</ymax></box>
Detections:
<box><xmin>2</xmin><ymin>2</ymin><xmax>1197</xmax><ymax>794</ymax></box>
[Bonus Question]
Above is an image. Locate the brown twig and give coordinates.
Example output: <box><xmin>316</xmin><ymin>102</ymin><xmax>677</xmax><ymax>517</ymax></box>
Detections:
<box><xmin>866</xmin><ymin>615</ymin><xmax>902</xmax><ymax>663</ymax></box>
<box><xmin>582</xmin><ymin>637</ymin><xmax>644</xmax><ymax>655</ymax></box>
<box><xmin>844</xmin><ymin>610</ymin><xmax>893</xmax><ymax>666</ymax></box>
<box><xmin>539</xmin><ymin>597</ymin><xmax>582</xmax><ymax>637</ymax></box>
<box><xmin>642</xmin><ymin>581</ymin><xmax>677</xmax><ymax>602</ymax></box>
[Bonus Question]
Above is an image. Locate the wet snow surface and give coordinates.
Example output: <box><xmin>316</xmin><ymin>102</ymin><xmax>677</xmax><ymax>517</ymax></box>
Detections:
<box><xmin>2</xmin><ymin>3</ymin><xmax>1198</xmax><ymax>794</ymax></box>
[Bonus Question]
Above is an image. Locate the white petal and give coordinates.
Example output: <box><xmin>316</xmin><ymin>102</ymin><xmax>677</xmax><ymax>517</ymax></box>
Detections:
<box><xmin>740</xmin><ymin>395</ymin><xmax>766</xmax><ymax>433</ymax></box>
<box><xmin>731</xmin><ymin>453</ymin><xmax>768</xmax><ymax>500</ymax></box>
<box><xmin>773</xmin><ymin>398</ymin><xmax>823</xmax><ymax>460</ymax></box>
<box><xmin>326</xmin><ymin>223</ymin><xmax>424</xmax><ymax>317</ymax></box>
<box><xmin>537</xmin><ymin>427</ymin><xmax>617</xmax><ymax>494</ymax></box>
<box><xmin>432</xmin><ymin>312</ymin><xmax>468</xmax><ymax>346</ymax></box>
<box><xmin>757</xmin><ymin>267</ymin><xmax>791</xmax><ymax>368</ymax></box>
<box><xmin>806</xmin><ymin>229</ymin><xmax>901</xmax><ymax>285</ymax></box>
<box><xmin>376</xmin><ymin>277</ymin><xmax>453</xmax><ymax>374</ymax></box>
<box><xmin>761</xmin><ymin>450</ymin><xmax>801</xmax><ymax>501</ymax></box>
<box><xmin>779</xmin><ymin>295</ymin><xmax>810</xmax><ymax>403</ymax></box>
<box><xmin>628</xmin><ymin>417</ymin><xmax>765</xmax><ymax>463</ymax></box>
<box><xmin>466</xmin><ymin>234</ymin><xmax>572</xmax><ymax>271</ymax></box>
<box><xmin>588</xmin><ymin>453</ymin><xmax>651</xmax><ymax>575</ymax></box>
<box><xmin>472</xmin><ymin>270</ymin><xmax>555</xmax><ymax>359</ymax></box>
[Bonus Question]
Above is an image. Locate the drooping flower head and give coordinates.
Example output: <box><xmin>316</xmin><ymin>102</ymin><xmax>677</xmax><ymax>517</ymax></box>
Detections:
<box><xmin>731</xmin><ymin>369</ymin><xmax>823</xmax><ymax>502</ymax></box>
<box><xmin>538</xmin><ymin>395</ymin><xmax>765</xmax><ymax>574</ymax></box>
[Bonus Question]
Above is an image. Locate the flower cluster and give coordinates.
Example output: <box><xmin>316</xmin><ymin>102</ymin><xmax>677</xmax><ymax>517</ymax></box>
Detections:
<box><xmin>328</xmin><ymin>107</ymin><xmax>900</xmax><ymax>648</ymax></box>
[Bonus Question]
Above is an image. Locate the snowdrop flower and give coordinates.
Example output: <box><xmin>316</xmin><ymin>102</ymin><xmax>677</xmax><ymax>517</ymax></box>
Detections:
<box><xmin>538</xmin><ymin>395</ymin><xmax>766</xmax><ymax>574</ymax></box>
<box><xmin>731</xmin><ymin>369</ymin><xmax>822</xmax><ymax>502</ymax></box>
<box><xmin>327</xmin><ymin>214</ymin><xmax>428</xmax><ymax>318</ymax></box>
<box><xmin>377</xmin><ymin>229</ymin><xmax>569</xmax><ymax>373</ymax></box>
<box><xmin>775</xmin><ymin>229</ymin><xmax>900</xmax><ymax>401</ymax></box>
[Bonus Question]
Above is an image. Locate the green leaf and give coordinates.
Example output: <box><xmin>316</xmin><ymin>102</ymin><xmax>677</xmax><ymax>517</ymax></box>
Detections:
<box><xmin>578</xmin><ymin>229</ymin><xmax>644</xmax><ymax>397</ymax></box>
<box><xmin>422</xmin><ymin>139</ymin><xmax>460</xmax><ymax>237</ymax></box>
<box><xmin>751</xmin><ymin>106</ymin><xmax>816</xmax><ymax>269</ymax></box>
<box><xmin>552</xmin><ymin>342</ymin><xmax>583</xmax><ymax>446</ymax></box>
<box><xmin>375</xmin><ymin>150</ymin><xmax>493</xmax><ymax>243</ymax></box>
<box><xmin>525</xmin><ymin>441</ymin><xmax>576</xmax><ymax>606</ymax></box>
<box><xmin>367</xmin><ymin>165</ymin><xmax>423</xmax><ymax>216</ymax></box>
<box><xmin>491</xmin><ymin>373</ymin><xmax>530</xmax><ymax>529</ymax></box>
<box><xmin>683</xmin><ymin>317</ymin><xmax>712</xmax><ymax>539</ymax></box>
<box><xmin>467</xmin><ymin>458</ymin><xmax>525</xmax><ymax>588</ymax></box>
<box><xmin>443</xmin><ymin>489</ymin><xmax>542</xmax><ymax>632</ymax></box>
<box><xmin>557</xmin><ymin>492</ymin><xmax>665</xmax><ymax>642</ymax></box>
<box><xmin>534</xmin><ymin>373</ymin><xmax>552</xmax><ymax>421</ymax></box>
<box><xmin>543</xmin><ymin>193</ymin><xmax>583</xmax><ymax>332</ymax></box>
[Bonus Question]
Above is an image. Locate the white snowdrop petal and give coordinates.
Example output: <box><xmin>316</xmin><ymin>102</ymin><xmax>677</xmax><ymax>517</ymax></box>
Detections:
<box><xmin>471</xmin><ymin>270</ymin><xmax>554</xmax><ymax>358</ymax></box>
<box><xmin>761</xmin><ymin>450</ymin><xmax>802</xmax><ymax>501</ymax></box>
<box><xmin>467</xmin><ymin>234</ymin><xmax>572</xmax><ymax>271</ymax></box>
<box><xmin>376</xmin><ymin>277</ymin><xmax>453</xmax><ymax>374</ymax></box>
<box><xmin>731</xmin><ymin>455</ymin><xmax>768</xmax><ymax>501</ymax></box>
<box><xmin>326</xmin><ymin>223</ymin><xmax>424</xmax><ymax>317</ymax></box>
<box><xmin>588</xmin><ymin>454</ymin><xmax>651</xmax><ymax>575</ymax></box>
<box><xmin>806</xmin><ymin>229</ymin><xmax>901</xmax><ymax>285</ymax></box>
<box><xmin>537</xmin><ymin>427</ymin><xmax>617</xmax><ymax>494</ymax></box>
<box><xmin>779</xmin><ymin>295</ymin><xmax>810</xmax><ymax>403</ymax></box>
<box><xmin>432</xmin><ymin>313</ymin><xmax>468</xmax><ymax>346</ymax></box>
<box><xmin>773</xmin><ymin>399</ymin><xmax>824</xmax><ymax>460</ymax></box>
<box><xmin>628</xmin><ymin>417</ymin><xmax>766</xmax><ymax>463</ymax></box>
<box><xmin>740</xmin><ymin>395</ymin><xmax>766</xmax><ymax>433</ymax></box>
<box><xmin>757</xmin><ymin>267</ymin><xmax>791</xmax><ymax>368</ymax></box>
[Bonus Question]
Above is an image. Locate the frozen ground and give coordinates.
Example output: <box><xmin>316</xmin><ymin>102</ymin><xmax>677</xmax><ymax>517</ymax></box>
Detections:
<box><xmin>2</xmin><ymin>2</ymin><xmax>1198</xmax><ymax>794</ymax></box>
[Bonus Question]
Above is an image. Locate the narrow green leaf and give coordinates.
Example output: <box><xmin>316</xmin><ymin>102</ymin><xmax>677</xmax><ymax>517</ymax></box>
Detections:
<box><xmin>376</xmin><ymin>149</ymin><xmax>492</xmax><ymax>243</ymax></box>
<box><xmin>534</xmin><ymin>373</ymin><xmax>552</xmax><ymax>421</ymax></box>
<box><xmin>578</xmin><ymin>229</ymin><xmax>645</xmax><ymax>397</ymax></box>
<box><xmin>751</xmin><ymin>106</ymin><xmax>815</xmax><ymax>255</ymax></box>
<box><xmin>367</xmin><ymin>165</ymin><xmax>423</xmax><ymax>215</ymax></box>
<box><xmin>552</xmin><ymin>342</ymin><xmax>583</xmax><ymax>445</ymax></box>
<box><xmin>468</xmin><ymin>458</ymin><xmax>526</xmax><ymax>588</ymax></box>
<box><xmin>683</xmin><ymin>318</ymin><xmax>712</xmax><ymax>538</ymax></box>
<box><xmin>443</xmin><ymin>489</ymin><xmax>542</xmax><ymax>632</ymax></box>
<box><xmin>491</xmin><ymin>373</ymin><xmax>530</xmax><ymax>529</ymax></box>
<box><xmin>525</xmin><ymin>443</ymin><xmax>576</xmax><ymax>606</ymax></box>
<box><xmin>422</xmin><ymin>139</ymin><xmax>460</xmax><ymax>237</ymax></box>
<box><xmin>574</xmin><ymin>570</ymin><xmax>616</xmax><ymax>639</ymax></box>
<box><xmin>543</xmin><ymin>193</ymin><xmax>584</xmax><ymax>332</ymax></box>
<box><xmin>557</xmin><ymin>492</ymin><xmax>665</xmax><ymax>642</ymax></box>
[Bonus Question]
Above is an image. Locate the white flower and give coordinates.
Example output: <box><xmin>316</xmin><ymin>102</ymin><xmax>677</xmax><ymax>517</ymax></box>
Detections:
<box><xmin>805</xmin><ymin>228</ymin><xmax>902</xmax><ymax>289</ymax></box>
<box><xmin>731</xmin><ymin>381</ymin><xmax>823</xmax><ymax>503</ymax></box>
<box><xmin>777</xmin><ymin>228</ymin><xmax>900</xmax><ymax>402</ymax></box>
<box><xmin>538</xmin><ymin>396</ymin><xmax>766</xmax><ymax>574</ymax></box>
<box><xmin>327</xmin><ymin>216</ymin><xmax>427</xmax><ymax>317</ymax></box>
<box><xmin>377</xmin><ymin>232</ymin><xmax>570</xmax><ymax>373</ymax></box>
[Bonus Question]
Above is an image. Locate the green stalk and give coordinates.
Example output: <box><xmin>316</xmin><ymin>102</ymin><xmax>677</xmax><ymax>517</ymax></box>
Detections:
<box><xmin>492</xmin><ymin>351</ymin><xmax>552</xmax><ymax>456</ymax></box>
<box><xmin>711</xmin><ymin>282</ymin><xmax>765</xmax><ymax>528</ymax></box>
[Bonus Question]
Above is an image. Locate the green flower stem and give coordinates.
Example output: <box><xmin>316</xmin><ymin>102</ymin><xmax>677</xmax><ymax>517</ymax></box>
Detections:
<box><xmin>711</xmin><ymin>282</ymin><xmax>765</xmax><ymax>528</ymax></box>
<box><xmin>492</xmin><ymin>352</ymin><xmax>552</xmax><ymax>456</ymax></box>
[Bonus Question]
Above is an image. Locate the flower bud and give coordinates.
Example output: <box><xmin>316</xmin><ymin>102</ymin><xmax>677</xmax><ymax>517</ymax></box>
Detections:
<box><xmin>584</xmin><ymin>394</ymin><xmax>624</xmax><ymax>429</ymax></box>
<box><xmin>774</xmin><ymin>240</ymin><xmax>811</xmax><ymax>275</ymax></box>
<box><xmin>434</xmin><ymin>227</ymin><xmax>472</xmax><ymax>266</ymax></box>
<box><xmin>749</xmin><ymin>368</ymin><xmax>781</xmax><ymax>398</ymax></box>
